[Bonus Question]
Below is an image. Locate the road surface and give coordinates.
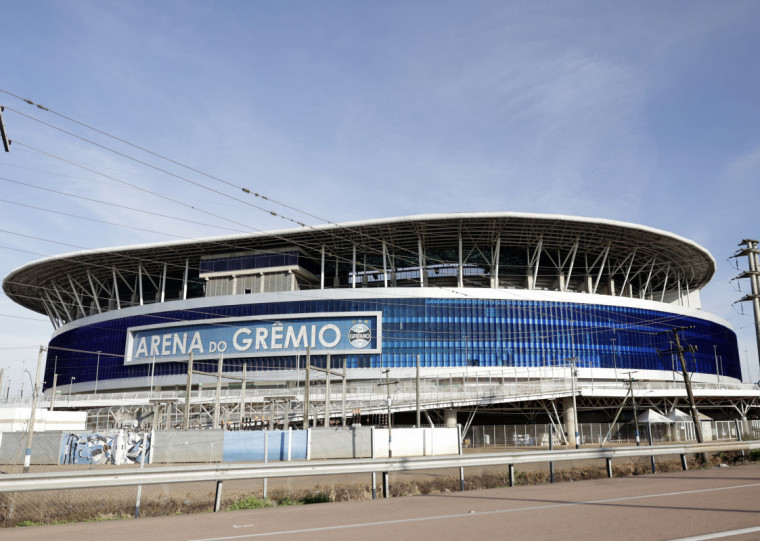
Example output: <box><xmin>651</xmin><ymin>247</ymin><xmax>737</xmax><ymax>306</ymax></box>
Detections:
<box><xmin>4</xmin><ymin>462</ymin><xmax>760</xmax><ymax>540</ymax></box>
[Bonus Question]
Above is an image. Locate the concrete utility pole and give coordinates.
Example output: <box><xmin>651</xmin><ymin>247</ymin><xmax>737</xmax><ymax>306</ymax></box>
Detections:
<box><xmin>304</xmin><ymin>347</ymin><xmax>310</xmax><ymax>429</ymax></box>
<box><xmin>657</xmin><ymin>328</ymin><xmax>705</xmax><ymax>446</ymax></box>
<box><xmin>378</xmin><ymin>369</ymin><xmax>399</xmax><ymax>457</ymax></box>
<box><xmin>49</xmin><ymin>374</ymin><xmax>58</xmax><ymax>411</ymax></box>
<box><xmin>733</xmin><ymin>239</ymin><xmax>760</xmax><ymax>380</ymax></box>
<box><xmin>0</xmin><ymin>106</ymin><xmax>11</xmax><ymax>152</ymax></box>
<box><xmin>183</xmin><ymin>353</ymin><xmax>194</xmax><ymax>430</ymax></box>
<box><xmin>23</xmin><ymin>346</ymin><xmax>46</xmax><ymax>473</ymax></box>
<box><xmin>626</xmin><ymin>372</ymin><xmax>641</xmax><ymax>446</ymax></box>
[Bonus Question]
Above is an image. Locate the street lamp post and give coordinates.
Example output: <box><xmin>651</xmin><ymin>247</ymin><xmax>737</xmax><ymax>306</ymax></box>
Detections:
<box><xmin>94</xmin><ymin>351</ymin><xmax>101</xmax><ymax>394</ymax></box>
<box><xmin>69</xmin><ymin>377</ymin><xmax>76</xmax><ymax>399</ymax></box>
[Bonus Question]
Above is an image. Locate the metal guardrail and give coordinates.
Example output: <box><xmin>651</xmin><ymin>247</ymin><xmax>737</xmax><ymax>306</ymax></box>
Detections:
<box><xmin>1</xmin><ymin>440</ymin><xmax>758</xmax><ymax>495</ymax></box>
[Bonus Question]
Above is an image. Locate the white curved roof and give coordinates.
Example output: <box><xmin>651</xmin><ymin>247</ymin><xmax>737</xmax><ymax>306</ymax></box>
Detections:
<box><xmin>3</xmin><ymin>212</ymin><xmax>715</xmax><ymax>316</ymax></box>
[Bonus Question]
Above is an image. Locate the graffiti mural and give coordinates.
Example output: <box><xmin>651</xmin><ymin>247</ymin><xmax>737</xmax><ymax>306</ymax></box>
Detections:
<box><xmin>59</xmin><ymin>430</ymin><xmax>152</xmax><ymax>465</ymax></box>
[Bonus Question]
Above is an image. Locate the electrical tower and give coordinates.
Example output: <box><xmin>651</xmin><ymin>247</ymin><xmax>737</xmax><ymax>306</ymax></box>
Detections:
<box><xmin>733</xmin><ymin>239</ymin><xmax>760</xmax><ymax>381</ymax></box>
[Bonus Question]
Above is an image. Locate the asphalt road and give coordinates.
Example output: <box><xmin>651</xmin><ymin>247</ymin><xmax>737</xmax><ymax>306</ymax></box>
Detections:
<box><xmin>5</xmin><ymin>463</ymin><xmax>760</xmax><ymax>541</ymax></box>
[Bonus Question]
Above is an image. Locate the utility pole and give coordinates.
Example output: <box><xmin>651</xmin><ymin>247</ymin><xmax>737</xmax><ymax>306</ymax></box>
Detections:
<box><xmin>0</xmin><ymin>106</ymin><xmax>11</xmax><ymax>152</ymax></box>
<box><xmin>305</xmin><ymin>353</ymin><xmax>345</xmax><ymax>428</ymax></box>
<box><xmin>304</xmin><ymin>347</ymin><xmax>311</xmax><ymax>429</ymax></box>
<box><xmin>416</xmin><ymin>354</ymin><xmax>421</xmax><ymax>428</ymax></box>
<box><xmin>733</xmin><ymin>239</ymin><xmax>760</xmax><ymax>379</ymax></box>
<box><xmin>570</xmin><ymin>357</ymin><xmax>579</xmax><ymax>449</ymax></box>
<box><xmin>657</xmin><ymin>328</ymin><xmax>706</xmax><ymax>447</ymax></box>
<box><xmin>23</xmin><ymin>346</ymin><xmax>46</xmax><ymax>473</ymax></box>
<box><xmin>49</xmin><ymin>374</ymin><xmax>58</xmax><ymax>411</ymax></box>
<box><xmin>625</xmin><ymin>372</ymin><xmax>640</xmax><ymax>446</ymax></box>
<box><xmin>183</xmin><ymin>353</ymin><xmax>193</xmax><ymax>430</ymax></box>
<box><xmin>213</xmin><ymin>355</ymin><xmax>224</xmax><ymax>428</ymax></box>
<box><xmin>378</xmin><ymin>369</ymin><xmax>399</xmax><ymax>457</ymax></box>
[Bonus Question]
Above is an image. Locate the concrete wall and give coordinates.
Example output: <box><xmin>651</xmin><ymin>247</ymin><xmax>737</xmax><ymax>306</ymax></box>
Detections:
<box><xmin>310</xmin><ymin>427</ymin><xmax>373</xmax><ymax>459</ymax></box>
<box><xmin>151</xmin><ymin>430</ymin><xmax>224</xmax><ymax>463</ymax></box>
<box><xmin>223</xmin><ymin>430</ymin><xmax>307</xmax><ymax>462</ymax></box>
<box><xmin>372</xmin><ymin>427</ymin><xmax>459</xmax><ymax>458</ymax></box>
<box><xmin>0</xmin><ymin>426</ymin><xmax>460</xmax><ymax>465</ymax></box>
<box><xmin>0</xmin><ymin>431</ymin><xmax>64</xmax><ymax>465</ymax></box>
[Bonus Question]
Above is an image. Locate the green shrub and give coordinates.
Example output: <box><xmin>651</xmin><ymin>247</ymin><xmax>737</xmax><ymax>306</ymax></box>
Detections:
<box><xmin>300</xmin><ymin>492</ymin><xmax>332</xmax><ymax>504</ymax></box>
<box><xmin>227</xmin><ymin>496</ymin><xmax>273</xmax><ymax>510</ymax></box>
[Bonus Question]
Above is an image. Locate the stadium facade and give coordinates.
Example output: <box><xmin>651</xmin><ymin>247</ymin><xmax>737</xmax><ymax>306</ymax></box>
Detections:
<box><xmin>3</xmin><ymin>212</ymin><xmax>741</xmax><ymax>398</ymax></box>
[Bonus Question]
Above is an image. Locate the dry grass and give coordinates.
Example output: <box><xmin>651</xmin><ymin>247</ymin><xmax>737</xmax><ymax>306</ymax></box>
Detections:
<box><xmin>0</xmin><ymin>451</ymin><xmax>751</xmax><ymax>528</ymax></box>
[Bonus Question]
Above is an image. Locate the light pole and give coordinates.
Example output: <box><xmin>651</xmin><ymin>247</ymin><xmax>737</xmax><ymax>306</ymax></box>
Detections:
<box><xmin>69</xmin><ymin>377</ymin><xmax>76</xmax><ymax>399</ymax></box>
<box><xmin>570</xmin><ymin>357</ymin><xmax>579</xmax><ymax>449</ymax></box>
<box><xmin>94</xmin><ymin>351</ymin><xmax>101</xmax><ymax>394</ymax></box>
<box><xmin>713</xmin><ymin>345</ymin><xmax>720</xmax><ymax>384</ymax></box>
<box><xmin>23</xmin><ymin>369</ymin><xmax>33</xmax><ymax>399</ymax></box>
<box><xmin>150</xmin><ymin>355</ymin><xmax>156</xmax><ymax>393</ymax></box>
<box><xmin>744</xmin><ymin>350</ymin><xmax>750</xmax><ymax>383</ymax></box>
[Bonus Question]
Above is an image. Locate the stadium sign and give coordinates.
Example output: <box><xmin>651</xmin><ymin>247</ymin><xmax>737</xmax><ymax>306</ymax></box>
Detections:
<box><xmin>124</xmin><ymin>312</ymin><xmax>381</xmax><ymax>365</ymax></box>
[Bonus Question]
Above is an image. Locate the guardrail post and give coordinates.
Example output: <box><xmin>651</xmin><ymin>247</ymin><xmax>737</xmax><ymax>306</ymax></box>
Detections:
<box><xmin>214</xmin><ymin>480</ymin><xmax>224</xmax><ymax>512</ymax></box>
<box><xmin>382</xmin><ymin>472</ymin><xmax>389</xmax><ymax>498</ymax></box>
<box><xmin>458</xmin><ymin>423</ymin><xmax>464</xmax><ymax>491</ymax></box>
<box><xmin>508</xmin><ymin>464</ymin><xmax>515</xmax><ymax>487</ymax></box>
<box><xmin>263</xmin><ymin>431</ymin><xmax>269</xmax><ymax>498</ymax></box>
<box><xmin>735</xmin><ymin>419</ymin><xmax>745</xmax><ymax>457</ymax></box>
<box><xmin>647</xmin><ymin>422</ymin><xmax>656</xmax><ymax>474</ymax></box>
<box><xmin>549</xmin><ymin>424</ymin><xmax>555</xmax><ymax>483</ymax></box>
<box><xmin>606</xmin><ymin>457</ymin><xmax>613</xmax><ymax>478</ymax></box>
<box><xmin>371</xmin><ymin>427</ymin><xmax>377</xmax><ymax>499</ymax></box>
<box><xmin>680</xmin><ymin>453</ymin><xmax>688</xmax><ymax>471</ymax></box>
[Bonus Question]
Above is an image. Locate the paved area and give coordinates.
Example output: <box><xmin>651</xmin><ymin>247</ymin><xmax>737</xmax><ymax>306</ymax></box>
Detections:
<box><xmin>5</xmin><ymin>463</ymin><xmax>760</xmax><ymax>540</ymax></box>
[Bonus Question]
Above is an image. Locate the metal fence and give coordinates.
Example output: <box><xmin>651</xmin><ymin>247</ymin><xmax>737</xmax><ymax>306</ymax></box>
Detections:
<box><xmin>1</xmin><ymin>439</ymin><xmax>759</xmax><ymax>528</ymax></box>
<box><xmin>465</xmin><ymin>420</ymin><xmax>742</xmax><ymax>448</ymax></box>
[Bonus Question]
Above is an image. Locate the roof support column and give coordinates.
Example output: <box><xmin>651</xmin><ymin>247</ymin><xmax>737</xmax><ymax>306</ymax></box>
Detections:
<box><xmin>382</xmin><ymin>241</ymin><xmax>388</xmax><ymax>288</ymax></box>
<box><xmin>491</xmin><ymin>236</ymin><xmax>500</xmax><ymax>288</ymax></box>
<box><xmin>642</xmin><ymin>259</ymin><xmax>656</xmax><ymax>300</ymax></box>
<box><xmin>86</xmin><ymin>271</ymin><xmax>102</xmax><ymax>314</ymax></box>
<box><xmin>41</xmin><ymin>301</ymin><xmax>58</xmax><ymax>329</ymax></box>
<box><xmin>564</xmin><ymin>240</ymin><xmax>579</xmax><ymax>292</ymax></box>
<box><xmin>677</xmin><ymin>274</ymin><xmax>682</xmax><ymax>306</ymax></box>
<box><xmin>619</xmin><ymin>249</ymin><xmax>637</xmax><ymax>296</ymax></box>
<box><xmin>67</xmin><ymin>274</ymin><xmax>86</xmax><ymax>317</ymax></box>
<box><xmin>138</xmin><ymin>264</ymin><xmax>144</xmax><ymax>306</ymax></box>
<box><xmin>320</xmin><ymin>246</ymin><xmax>325</xmax><ymax>290</ymax></box>
<box><xmin>352</xmin><ymin>244</ymin><xmax>356</xmax><ymax>289</ymax></box>
<box><xmin>593</xmin><ymin>245</ymin><xmax>610</xmax><ymax>295</ymax></box>
<box><xmin>685</xmin><ymin>281</ymin><xmax>692</xmax><ymax>308</ymax></box>
<box><xmin>418</xmin><ymin>237</ymin><xmax>425</xmax><ymax>287</ymax></box>
<box><xmin>112</xmin><ymin>268</ymin><xmax>121</xmax><ymax>309</ymax></box>
<box><xmin>43</xmin><ymin>291</ymin><xmax>64</xmax><ymax>327</ymax></box>
<box><xmin>160</xmin><ymin>263</ymin><xmax>167</xmax><ymax>303</ymax></box>
<box><xmin>458</xmin><ymin>234</ymin><xmax>463</xmax><ymax>288</ymax></box>
<box><xmin>52</xmin><ymin>283</ymin><xmax>73</xmax><ymax>322</ymax></box>
<box><xmin>660</xmin><ymin>265</ymin><xmax>671</xmax><ymax>302</ymax></box>
<box><xmin>182</xmin><ymin>258</ymin><xmax>189</xmax><ymax>300</ymax></box>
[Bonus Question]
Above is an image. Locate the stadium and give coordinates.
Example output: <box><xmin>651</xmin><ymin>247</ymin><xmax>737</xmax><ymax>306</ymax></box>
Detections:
<box><xmin>2</xmin><ymin>212</ymin><xmax>757</xmax><ymax>440</ymax></box>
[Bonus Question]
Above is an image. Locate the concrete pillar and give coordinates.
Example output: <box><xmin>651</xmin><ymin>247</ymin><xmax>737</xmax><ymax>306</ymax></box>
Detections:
<box><xmin>444</xmin><ymin>409</ymin><xmax>458</xmax><ymax>428</ymax></box>
<box><xmin>563</xmin><ymin>397</ymin><xmax>577</xmax><ymax>448</ymax></box>
<box><xmin>741</xmin><ymin>415</ymin><xmax>751</xmax><ymax>438</ymax></box>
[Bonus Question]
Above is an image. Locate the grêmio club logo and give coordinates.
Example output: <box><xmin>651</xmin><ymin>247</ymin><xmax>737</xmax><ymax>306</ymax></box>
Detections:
<box><xmin>348</xmin><ymin>323</ymin><xmax>371</xmax><ymax>348</ymax></box>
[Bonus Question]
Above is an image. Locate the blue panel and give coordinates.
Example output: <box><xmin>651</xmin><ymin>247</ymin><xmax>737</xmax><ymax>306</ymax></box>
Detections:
<box><xmin>44</xmin><ymin>297</ymin><xmax>743</xmax><ymax>390</ymax></box>
<box><xmin>222</xmin><ymin>430</ymin><xmax>307</xmax><ymax>462</ymax></box>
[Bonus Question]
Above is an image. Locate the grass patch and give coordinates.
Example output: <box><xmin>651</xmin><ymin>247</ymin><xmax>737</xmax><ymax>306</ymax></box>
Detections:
<box><xmin>227</xmin><ymin>496</ymin><xmax>273</xmax><ymax>510</ymax></box>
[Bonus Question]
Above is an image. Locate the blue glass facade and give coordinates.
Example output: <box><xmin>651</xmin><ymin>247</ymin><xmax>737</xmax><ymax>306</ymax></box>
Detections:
<box><xmin>43</xmin><ymin>297</ymin><xmax>741</xmax><ymax>390</ymax></box>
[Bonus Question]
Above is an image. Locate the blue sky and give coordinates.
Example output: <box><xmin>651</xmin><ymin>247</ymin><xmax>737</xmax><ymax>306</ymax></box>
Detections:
<box><xmin>1</xmin><ymin>1</ymin><xmax>759</xmax><ymax>396</ymax></box>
